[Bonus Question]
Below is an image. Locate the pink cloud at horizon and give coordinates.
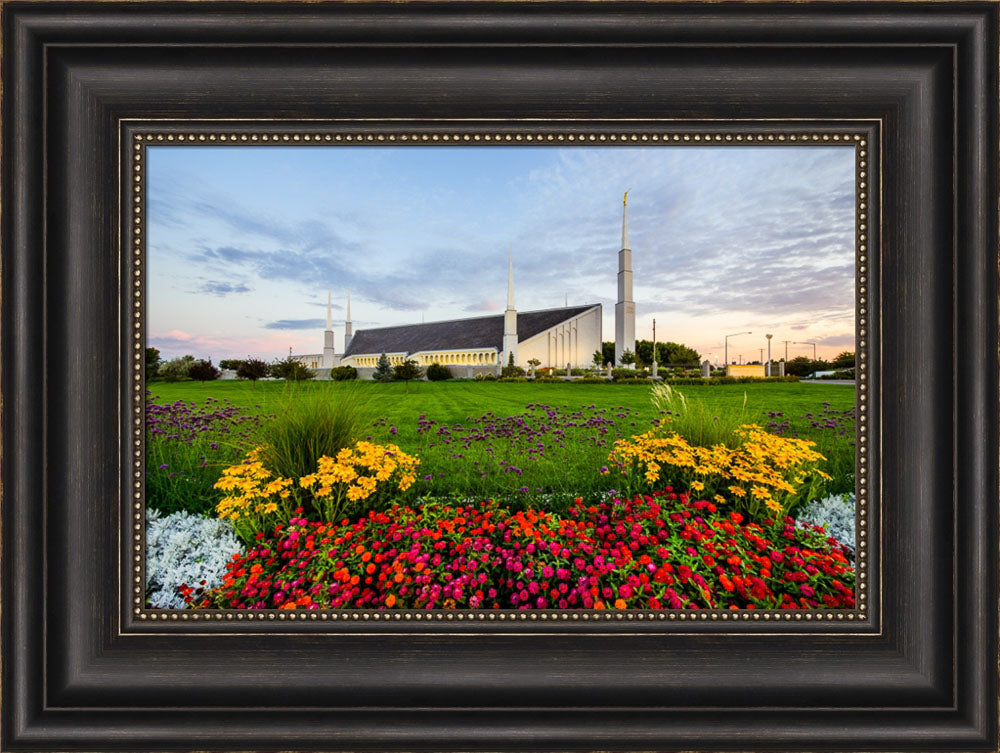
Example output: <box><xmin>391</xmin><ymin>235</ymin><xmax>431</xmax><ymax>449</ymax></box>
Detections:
<box><xmin>148</xmin><ymin>330</ymin><xmax>323</xmax><ymax>362</ymax></box>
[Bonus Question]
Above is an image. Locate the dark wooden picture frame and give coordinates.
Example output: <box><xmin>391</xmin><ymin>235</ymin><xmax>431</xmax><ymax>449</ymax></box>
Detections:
<box><xmin>2</xmin><ymin>2</ymin><xmax>997</xmax><ymax>751</ymax></box>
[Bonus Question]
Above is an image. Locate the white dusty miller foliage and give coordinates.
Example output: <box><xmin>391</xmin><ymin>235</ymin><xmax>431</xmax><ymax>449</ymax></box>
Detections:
<box><xmin>795</xmin><ymin>492</ymin><xmax>856</xmax><ymax>554</ymax></box>
<box><xmin>146</xmin><ymin>509</ymin><xmax>242</xmax><ymax>609</ymax></box>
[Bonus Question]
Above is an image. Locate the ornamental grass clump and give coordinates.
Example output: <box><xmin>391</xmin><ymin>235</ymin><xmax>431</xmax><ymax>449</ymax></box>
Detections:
<box><xmin>214</xmin><ymin>441</ymin><xmax>420</xmax><ymax>542</ymax></box>
<box><xmin>605</xmin><ymin>424</ymin><xmax>831</xmax><ymax>519</ymax></box>
<box><xmin>651</xmin><ymin>383</ymin><xmax>749</xmax><ymax>448</ymax></box>
<box><xmin>193</xmin><ymin>489</ymin><xmax>854</xmax><ymax>611</ymax></box>
<box><xmin>251</xmin><ymin>383</ymin><xmax>369</xmax><ymax>488</ymax></box>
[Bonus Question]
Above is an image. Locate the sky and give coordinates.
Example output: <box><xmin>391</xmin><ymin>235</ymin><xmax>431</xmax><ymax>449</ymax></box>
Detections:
<box><xmin>147</xmin><ymin>144</ymin><xmax>856</xmax><ymax>365</ymax></box>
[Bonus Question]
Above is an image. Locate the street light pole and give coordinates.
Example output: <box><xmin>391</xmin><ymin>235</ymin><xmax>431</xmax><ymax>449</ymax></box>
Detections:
<box><xmin>765</xmin><ymin>334</ymin><xmax>773</xmax><ymax>376</ymax></box>
<box><xmin>724</xmin><ymin>331</ymin><xmax>752</xmax><ymax>373</ymax></box>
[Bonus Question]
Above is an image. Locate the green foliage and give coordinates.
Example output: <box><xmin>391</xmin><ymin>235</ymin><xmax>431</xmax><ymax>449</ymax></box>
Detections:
<box><xmin>330</xmin><ymin>365</ymin><xmax>358</xmax><ymax>381</ymax></box>
<box><xmin>501</xmin><ymin>351</ymin><xmax>525</xmax><ymax>378</ymax></box>
<box><xmin>159</xmin><ymin>355</ymin><xmax>196</xmax><ymax>382</ymax></box>
<box><xmin>618</xmin><ymin>348</ymin><xmax>636</xmax><ymax>367</ymax></box>
<box><xmin>654</xmin><ymin>341</ymin><xmax>701</xmax><ymax>366</ymax></box>
<box><xmin>474</xmin><ymin>372</ymin><xmax>498</xmax><ymax>381</ymax></box>
<box><xmin>613</xmin><ymin>367</ymin><xmax>649</xmax><ymax>381</ymax></box>
<box><xmin>650</xmin><ymin>383</ymin><xmax>749</xmax><ymax>448</ymax></box>
<box><xmin>831</xmin><ymin>351</ymin><xmax>856</xmax><ymax>369</ymax></box>
<box><xmin>783</xmin><ymin>356</ymin><xmax>832</xmax><ymax>377</ymax></box>
<box><xmin>218</xmin><ymin>359</ymin><xmax>243</xmax><ymax>371</ymax></box>
<box><xmin>426</xmin><ymin>362</ymin><xmax>452</xmax><ymax>381</ymax></box>
<box><xmin>372</xmin><ymin>353</ymin><xmax>394</xmax><ymax>382</ymax></box>
<box><xmin>189</xmin><ymin>359</ymin><xmax>221</xmax><ymax>384</ymax></box>
<box><xmin>145</xmin><ymin>347</ymin><xmax>161</xmax><ymax>381</ymax></box>
<box><xmin>270</xmin><ymin>356</ymin><xmax>315</xmax><ymax>382</ymax></box>
<box><xmin>601</xmin><ymin>341</ymin><xmax>616</xmax><ymax>367</ymax></box>
<box><xmin>252</xmin><ymin>383</ymin><xmax>368</xmax><ymax>491</ymax></box>
<box><xmin>498</xmin><ymin>376</ymin><xmax>528</xmax><ymax>383</ymax></box>
<box><xmin>393</xmin><ymin>358</ymin><xmax>423</xmax><ymax>391</ymax></box>
<box><xmin>236</xmin><ymin>357</ymin><xmax>269</xmax><ymax>383</ymax></box>
<box><xmin>592</xmin><ymin>350</ymin><xmax>605</xmax><ymax>368</ymax></box>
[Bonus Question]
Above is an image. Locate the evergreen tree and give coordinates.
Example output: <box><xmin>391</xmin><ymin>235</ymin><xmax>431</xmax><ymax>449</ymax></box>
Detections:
<box><xmin>372</xmin><ymin>353</ymin><xmax>394</xmax><ymax>382</ymax></box>
<box><xmin>619</xmin><ymin>348</ymin><xmax>636</xmax><ymax>368</ymax></box>
<box><xmin>592</xmin><ymin>350</ymin><xmax>604</xmax><ymax>369</ymax></box>
<box><xmin>501</xmin><ymin>351</ymin><xmax>525</xmax><ymax>378</ymax></box>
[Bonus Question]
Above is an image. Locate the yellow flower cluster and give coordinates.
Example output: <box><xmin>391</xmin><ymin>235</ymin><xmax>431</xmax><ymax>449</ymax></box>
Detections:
<box><xmin>606</xmin><ymin>424</ymin><xmax>831</xmax><ymax>517</ymax></box>
<box><xmin>299</xmin><ymin>441</ymin><xmax>419</xmax><ymax>521</ymax></box>
<box><xmin>215</xmin><ymin>442</ymin><xmax>421</xmax><ymax>539</ymax></box>
<box><xmin>214</xmin><ymin>448</ymin><xmax>296</xmax><ymax>540</ymax></box>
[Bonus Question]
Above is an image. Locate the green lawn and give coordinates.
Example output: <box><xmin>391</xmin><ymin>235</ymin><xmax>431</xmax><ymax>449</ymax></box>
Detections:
<box><xmin>148</xmin><ymin>378</ymin><xmax>856</xmax><ymax>513</ymax></box>
<box><xmin>149</xmin><ymin>378</ymin><xmax>855</xmax><ymax>428</ymax></box>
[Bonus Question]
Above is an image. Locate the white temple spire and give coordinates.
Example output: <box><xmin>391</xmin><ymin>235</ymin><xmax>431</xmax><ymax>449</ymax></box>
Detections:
<box><xmin>503</xmin><ymin>246</ymin><xmax>518</xmax><ymax>367</ymax></box>
<box><xmin>322</xmin><ymin>288</ymin><xmax>335</xmax><ymax>369</ymax></box>
<box><xmin>343</xmin><ymin>290</ymin><xmax>353</xmax><ymax>352</ymax></box>
<box><xmin>507</xmin><ymin>244</ymin><xmax>515</xmax><ymax>310</ymax></box>
<box><xmin>615</xmin><ymin>191</ymin><xmax>636</xmax><ymax>368</ymax></box>
<box><xmin>622</xmin><ymin>188</ymin><xmax>630</xmax><ymax>250</ymax></box>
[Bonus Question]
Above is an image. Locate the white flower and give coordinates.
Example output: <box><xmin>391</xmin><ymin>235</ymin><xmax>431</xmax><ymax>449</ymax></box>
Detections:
<box><xmin>795</xmin><ymin>492</ymin><xmax>856</xmax><ymax>554</ymax></box>
<box><xmin>145</xmin><ymin>509</ymin><xmax>242</xmax><ymax>609</ymax></box>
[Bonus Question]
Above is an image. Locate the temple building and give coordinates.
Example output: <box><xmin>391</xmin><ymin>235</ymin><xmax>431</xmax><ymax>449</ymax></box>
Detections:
<box><xmin>291</xmin><ymin>195</ymin><xmax>635</xmax><ymax>377</ymax></box>
<box><xmin>341</xmin><ymin>244</ymin><xmax>602</xmax><ymax>373</ymax></box>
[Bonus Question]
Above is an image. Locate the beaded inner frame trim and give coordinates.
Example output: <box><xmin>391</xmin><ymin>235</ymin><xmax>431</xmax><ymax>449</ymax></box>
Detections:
<box><xmin>125</xmin><ymin>123</ymin><xmax>875</xmax><ymax>633</ymax></box>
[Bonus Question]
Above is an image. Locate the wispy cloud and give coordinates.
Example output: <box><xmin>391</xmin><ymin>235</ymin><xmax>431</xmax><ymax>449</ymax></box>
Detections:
<box><xmin>263</xmin><ymin>319</ymin><xmax>326</xmax><ymax>330</ymax></box>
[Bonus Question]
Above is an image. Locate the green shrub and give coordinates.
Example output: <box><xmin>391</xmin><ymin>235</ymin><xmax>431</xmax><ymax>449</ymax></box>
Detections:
<box><xmin>189</xmin><ymin>359</ymin><xmax>221</xmax><ymax>384</ymax></box>
<box><xmin>474</xmin><ymin>372</ymin><xmax>498</xmax><ymax>381</ymax></box>
<box><xmin>573</xmin><ymin>376</ymin><xmax>609</xmax><ymax>384</ymax></box>
<box><xmin>270</xmin><ymin>356</ymin><xmax>315</xmax><ymax>382</ymax></box>
<box><xmin>534</xmin><ymin>376</ymin><xmax>562</xmax><ymax>383</ymax></box>
<box><xmin>498</xmin><ymin>376</ymin><xmax>528</xmax><ymax>383</ymax></box>
<box><xmin>159</xmin><ymin>355</ymin><xmax>196</xmax><ymax>382</ymax></box>
<box><xmin>330</xmin><ymin>365</ymin><xmax>358</xmax><ymax>381</ymax></box>
<box><xmin>650</xmin><ymin>382</ymin><xmax>750</xmax><ymax>448</ymax></box>
<box><xmin>252</xmin><ymin>384</ymin><xmax>369</xmax><ymax>494</ymax></box>
<box><xmin>613</xmin><ymin>368</ymin><xmax>650</xmax><ymax>381</ymax></box>
<box><xmin>426</xmin><ymin>362</ymin><xmax>452</xmax><ymax>381</ymax></box>
<box><xmin>145</xmin><ymin>347</ymin><xmax>162</xmax><ymax>381</ymax></box>
<box><xmin>236</xmin><ymin>357</ymin><xmax>269</xmax><ymax>383</ymax></box>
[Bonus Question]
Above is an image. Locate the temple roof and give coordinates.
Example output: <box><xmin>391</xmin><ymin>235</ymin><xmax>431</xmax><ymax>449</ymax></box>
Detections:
<box><xmin>343</xmin><ymin>304</ymin><xmax>599</xmax><ymax>357</ymax></box>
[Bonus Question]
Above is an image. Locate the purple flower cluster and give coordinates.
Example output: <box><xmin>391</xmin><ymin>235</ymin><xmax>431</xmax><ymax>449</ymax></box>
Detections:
<box><xmin>146</xmin><ymin>393</ymin><xmax>265</xmax><ymax>445</ymax></box>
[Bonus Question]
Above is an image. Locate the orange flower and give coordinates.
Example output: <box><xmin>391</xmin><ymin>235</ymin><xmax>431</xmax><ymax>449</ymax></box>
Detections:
<box><xmin>614</xmin><ymin>598</ymin><xmax>627</xmax><ymax>609</ymax></box>
<box><xmin>385</xmin><ymin>594</ymin><xmax>396</xmax><ymax>608</ymax></box>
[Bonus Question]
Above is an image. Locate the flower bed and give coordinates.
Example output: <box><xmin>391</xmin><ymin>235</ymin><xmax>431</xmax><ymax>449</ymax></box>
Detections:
<box><xmin>189</xmin><ymin>489</ymin><xmax>855</xmax><ymax>611</ymax></box>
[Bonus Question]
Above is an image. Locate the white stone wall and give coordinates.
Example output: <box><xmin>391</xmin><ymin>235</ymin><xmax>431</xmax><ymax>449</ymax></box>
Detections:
<box><xmin>520</xmin><ymin>305</ymin><xmax>602</xmax><ymax>369</ymax></box>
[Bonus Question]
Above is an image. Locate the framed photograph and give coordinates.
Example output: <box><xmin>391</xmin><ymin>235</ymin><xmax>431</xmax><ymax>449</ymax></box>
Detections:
<box><xmin>3</xmin><ymin>2</ymin><xmax>997</xmax><ymax>751</ymax></box>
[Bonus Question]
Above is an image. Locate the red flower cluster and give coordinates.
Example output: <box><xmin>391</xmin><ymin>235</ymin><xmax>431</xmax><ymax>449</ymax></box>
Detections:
<box><xmin>191</xmin><ymin>490</ymin><xmax>854</xmax><ymax>611</ymax></box>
